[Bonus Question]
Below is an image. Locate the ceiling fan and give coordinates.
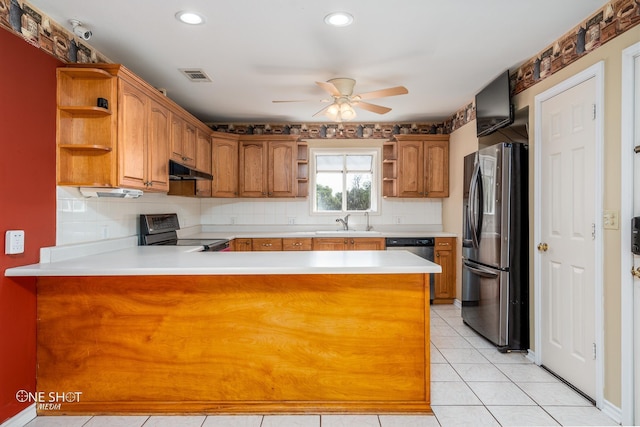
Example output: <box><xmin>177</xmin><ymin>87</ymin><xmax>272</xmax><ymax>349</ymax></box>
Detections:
<box><xmin>273</xmin><ymin>78</ymin><xmax>408</xmax><ymax>122</ymax></box>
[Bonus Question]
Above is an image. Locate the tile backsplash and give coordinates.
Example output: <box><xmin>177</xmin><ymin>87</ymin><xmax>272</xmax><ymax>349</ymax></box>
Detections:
<box><xmin>57</xmin><ymin>186</ymin><xmax>442</xmax><ymax>246</ymax></box>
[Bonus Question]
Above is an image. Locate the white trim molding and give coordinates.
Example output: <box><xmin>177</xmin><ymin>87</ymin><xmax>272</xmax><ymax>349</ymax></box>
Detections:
<box><xmin>0</xmin><ymin>404</ymin><xmax>35</xmax><ymax>427</ymax></box>
<box><xmin>620</xmin><ymin>40</ymin><xmax>640</xmax><ymax>427</ymax></box>
<box><xmin>533</xmin><ymin>61</ymin><xmax>606</xmax><ymax>409</ymax></box>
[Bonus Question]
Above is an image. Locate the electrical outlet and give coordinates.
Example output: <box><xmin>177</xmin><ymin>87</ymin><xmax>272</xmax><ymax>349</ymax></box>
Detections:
<box><xmin>287</xmin><ymin>217</ymin><xmax>296</xmax><ymax>225</ymax></box>
<box><xmin>393</xmin><ymin>216</ymin><xmax>402</xmax><ymax>224</ymax></box>
<box><xmin>5</xmin><ymin>230</ymin><xmax>25</xmax><ymax>254</ymax></box>
<box><xmin>603</xmin><ymin>210</ymin><xmax>619</xmax><ymax>230</ymax></box>
<box><xmin>230</xmin><ymin>216</ymin><xmax>237</xmax><ymax>225</ymax></box>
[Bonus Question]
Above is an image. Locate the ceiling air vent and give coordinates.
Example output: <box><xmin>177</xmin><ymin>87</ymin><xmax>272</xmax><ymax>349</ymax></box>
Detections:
<box><xmin>179</xmin><ymin>68</ymin><xmax>212</xmax><ymax>82</ymax></box>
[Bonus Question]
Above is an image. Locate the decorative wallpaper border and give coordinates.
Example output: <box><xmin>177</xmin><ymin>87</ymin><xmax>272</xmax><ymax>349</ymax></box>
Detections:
<box><xmin>3</xmin><ymin>0</ymin><xmax>637</xmax><ymax>136</ymax></box>
<box><xmin>0</xmin><ymin>0</ymin><xmax>110</xmax><ymax>63</ymax></box>
<box><xmin>208</xmin><ymin>122</ymin><xmax>450</xmax><ymax>138</ymax></box>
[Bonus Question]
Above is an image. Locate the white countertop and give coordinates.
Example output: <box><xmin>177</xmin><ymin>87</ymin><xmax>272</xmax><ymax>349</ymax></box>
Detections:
<box><xmin>4</xmin><ymin>246</ymin><xmax>442</xmax><ymax>277</ymax></box>
<box><xmin>182</xmin><ymin>227</ymin><xmax>457</xmax><ymax>240</ymax></box>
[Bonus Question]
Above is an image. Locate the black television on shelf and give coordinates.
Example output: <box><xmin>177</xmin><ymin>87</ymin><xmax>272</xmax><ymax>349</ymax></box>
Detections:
<box><xmin>475</xmin><ymin>70</ymin><xmax>514</xmax><ymax>137</ymax></box>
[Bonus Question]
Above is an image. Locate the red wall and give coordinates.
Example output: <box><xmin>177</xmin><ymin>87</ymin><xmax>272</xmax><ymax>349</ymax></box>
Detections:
<box><xmin>0</xmin><ymin>28</ymin><xmax>60</xmax><ymax>423</ymax></box>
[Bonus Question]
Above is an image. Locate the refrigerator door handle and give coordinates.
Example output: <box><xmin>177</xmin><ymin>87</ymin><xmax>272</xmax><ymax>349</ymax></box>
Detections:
<box><xmin>468</xmin><ymin>161</ymin><xmax>483</xmax><ymax>248</ymax></box>
<box><xmin>464</xmin><ymin>261</ymin><xmax>499</xmax><ymax>279</ymax></box>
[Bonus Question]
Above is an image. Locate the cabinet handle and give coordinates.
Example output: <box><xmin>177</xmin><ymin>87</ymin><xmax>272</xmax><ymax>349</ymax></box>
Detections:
<box><xmin>350</xmin><ymin>240</ymin><xmax>355</xmax><ymax>244</ymax></box>
<box><xmin>436</xmin><ymin>253</ymin><xmax>440</xmax><ymax>257</ymax></box>
<box><xmin>262</xmin><ymin>243</ymin><xmax>272</xmax><ymax>247</ymax></box>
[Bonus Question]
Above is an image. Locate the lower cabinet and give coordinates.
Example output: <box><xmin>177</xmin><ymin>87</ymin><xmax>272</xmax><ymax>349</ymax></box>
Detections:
<box><xmin>312</xmin><ymin>237</ymin><xmax>385</xmax><ymax>251</ymax></box>
<box><xmin>282</xmin><ymin>238</ymin><xmax>312</xmax><ymax>251</ymax></box>
<box><xmin>232</xmin><ymin>238</ymin><xmax>252</xmax><ymax>252</ymax></box>
<box><xmin>433</xmin><ymin>237</ymin><xmax>456</xmax><ymax>304</ymax></box>
<box><xmin>231</xmin><ymin>237</ymin><xmax>384</xmax><ymax>252</ymax></box>
<box><xmin>252</xmin><ymin>238</ymin><xmax>283</xmax><ymax>251</ymax></box>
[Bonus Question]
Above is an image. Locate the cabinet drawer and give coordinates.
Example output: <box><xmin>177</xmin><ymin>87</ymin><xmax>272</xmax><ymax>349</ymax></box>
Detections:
<box><xmin>252</xmin><ymin>238</ymin><xmax>283</xmax><ymax>251</ymax></box>
<box><xmin>282</xmin><ymin>238</ymin><xmax>312</xmax><ymax>251</ymax></box>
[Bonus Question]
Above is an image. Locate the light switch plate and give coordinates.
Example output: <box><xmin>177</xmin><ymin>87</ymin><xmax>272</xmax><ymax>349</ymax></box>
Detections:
<box><xmin>5</xmin><ymin>230</ymin><xmax>25</xmax><ymax>254</ymax></box>
<box><xmin>603</xmin><ymin>210</ymin><xmax>619</xmax><ymax>230</ymax></box>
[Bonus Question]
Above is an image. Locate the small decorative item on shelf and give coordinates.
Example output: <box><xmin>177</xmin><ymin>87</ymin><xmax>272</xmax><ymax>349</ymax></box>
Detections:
<box><xmin>97</xmin><ymin>97</ymin><xmax>108</xmax><ymax>109</ymax></box>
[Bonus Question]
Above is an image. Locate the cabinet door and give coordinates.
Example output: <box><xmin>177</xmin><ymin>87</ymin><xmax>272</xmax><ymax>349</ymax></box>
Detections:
<box><xmin>434</xmin><ymin>237</ymin><xmax>456</xmax><ymax>302</ymax></box>
<box><xmin>268</xmin><ymin>140</ymin><xmax>296</xmax><ymax>197</ymax></box>
<box><xmin>312</xmin><ymin>238</ymin><xmax>348</xmax><ymax>251</ymax></box>
<box><xmin>397</xmin><ymin>140</ymin><xmax>424</xmax><ymax>197</ymax></box>
<box><xmin>239</xmin><ymin>141</ymin><xmax>267</xmax><ymax>197</ymax></box>
<box><xmin>118</xmin><ymin>80</ymin><xmax>148</xmax><ymax>190</ymax></box>
<box><xmin>183</xmin><ymin>123</ymin><xmax>197</xmax><ymax>168</ymax></box>
<box><xmin>212</xmin><ymin>137</ymin><xmax>238</xmax><ymax>197</ymax></box>
<box><xmin>350</xmin><ymin>238</ymin><xmax>385</xmax><ymax>250</ymax></box>
<box><xmin>252</xmin><ymin>238</ymin><xmax>283</xmax><ymax>251</ymax></box>
<box><xmin>232</xmin><ymin>238</ymin><xmax>252</xmax><ymax>252</ymax></box>
<box><xmin>196</xmin><ymin>128</ymin><xmax>212</xmax><ymax>174</ymax></box>
<box><xmin>170</xmin><ymin>113</ymin><xmax>196</xmax><ymax>167</ymax></box>
<box><xmin>424</xmin><ymin>140</ymin><xmax>449</xmax><ymax>198</ymax></box>
<box><xmin>146</xmin><ymin>100</ymin><xmax>170</xmax><ymax>192</ymax></box>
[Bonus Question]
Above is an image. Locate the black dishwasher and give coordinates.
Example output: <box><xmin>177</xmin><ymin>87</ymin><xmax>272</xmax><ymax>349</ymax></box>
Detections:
<box><xmin>385</xmin><ymin>237</ymin><xmax>436</xmax><ymax>303</ymax></box>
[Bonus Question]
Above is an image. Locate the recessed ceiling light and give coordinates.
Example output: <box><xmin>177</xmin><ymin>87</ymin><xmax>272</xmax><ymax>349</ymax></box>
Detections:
<box><xmin>175</xmin><ymin>11</ymin><xmax>205</xmax><ymax>25</ymax></box>
<box><xmin>324</xmin><ymin>12</ymin><xmax>353</xmax><ymax>27</ymax></box>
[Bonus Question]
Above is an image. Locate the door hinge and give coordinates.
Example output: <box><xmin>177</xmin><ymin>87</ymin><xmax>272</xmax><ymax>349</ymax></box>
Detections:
<box><xmin>592</xmin><ymin>343</ymin><xmax>597</xmax><ymax>360</ymax></box>
<box><xmin>592</xmin><ymin>104</ymin><xmax>596</xmax><ymax>120</ymax></box>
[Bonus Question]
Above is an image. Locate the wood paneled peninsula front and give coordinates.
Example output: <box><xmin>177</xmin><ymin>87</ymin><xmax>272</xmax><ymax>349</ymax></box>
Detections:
<box><xmin>6</xmin><ymin>248</ymin><xmax>440</xmax><ymax>415</ymax></box>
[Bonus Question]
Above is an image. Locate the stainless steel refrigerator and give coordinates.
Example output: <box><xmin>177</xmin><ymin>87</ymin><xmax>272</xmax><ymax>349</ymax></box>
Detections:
<box><xmin>462</xmin><ymin>142</ymin><xmax>529</xmax><ymax>351</ymax></box>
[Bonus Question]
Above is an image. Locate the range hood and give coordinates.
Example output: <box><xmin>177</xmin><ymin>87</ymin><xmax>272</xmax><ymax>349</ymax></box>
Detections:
<box><xmin>169</xmin><ymin>160</ymin><xmax>213</xmax><ymax>181</ymax></box>
<box><xmin>80</xmin><ymin>187</ymin><xmax>144</xmax><ymax>198</ymax></box>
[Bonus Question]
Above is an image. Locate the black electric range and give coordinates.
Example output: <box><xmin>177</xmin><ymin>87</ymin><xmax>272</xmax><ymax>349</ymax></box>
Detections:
<box><xmin>139</xmin><ymin>213</ymin><xmax>229</xmax><ymax>251</ymax></box>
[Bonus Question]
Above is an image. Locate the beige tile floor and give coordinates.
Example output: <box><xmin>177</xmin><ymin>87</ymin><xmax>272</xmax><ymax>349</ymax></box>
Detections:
<box><xmin>24</xmin><ymin>305</ymin><xmax>618</xmax><ymax>427</ymax></box>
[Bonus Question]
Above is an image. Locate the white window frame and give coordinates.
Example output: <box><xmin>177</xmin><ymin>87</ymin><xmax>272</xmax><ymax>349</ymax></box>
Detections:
<box><xmin>310</xmin><ymin>147</ymin><xmax>380</xmax><ymax>215</ymax></box>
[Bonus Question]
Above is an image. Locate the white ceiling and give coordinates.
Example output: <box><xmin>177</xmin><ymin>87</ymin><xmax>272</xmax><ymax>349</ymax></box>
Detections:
<box><xmin>30</xmin><ymin>0</ymin><xmax>608</xmax><ymax>124</ymax></box>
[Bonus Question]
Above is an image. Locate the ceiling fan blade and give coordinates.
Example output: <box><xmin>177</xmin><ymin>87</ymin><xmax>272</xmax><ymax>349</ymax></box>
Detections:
<box><xmin>312</xmin><ymin>104</ymin><xmax>332</xmax><ymax>117</ymax></box>
<box><xmin>354</xmin><ymin>101</ymin><xmax>392</xmax><ymax>114</ymax></box>
<box><xmin>356</xmin><ymin>86</ymin><xmax>408</xmax><ymax>100</ymax></box>
<box><xmin>316</xmin><ymin>81</ymin><xmax>341</xmax><ymax>97</ymax></box>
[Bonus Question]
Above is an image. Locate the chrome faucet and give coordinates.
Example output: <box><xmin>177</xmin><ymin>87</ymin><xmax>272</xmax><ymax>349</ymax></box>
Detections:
<box><xmin>365</xmin><ymin>212</ymin><xmax>372</xmax><ymax>231</ymax></box>
<box><xmin>336</xmin><ymin>214</ymin><xmax>350</xmax><ymax>230</ymax></box>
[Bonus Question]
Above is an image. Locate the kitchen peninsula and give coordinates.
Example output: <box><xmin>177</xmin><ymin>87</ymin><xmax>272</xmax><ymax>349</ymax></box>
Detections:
<box><xmin>6</xmin><ymin>247</ymin><xmax>440</xmax><ymax>415</ymax></box>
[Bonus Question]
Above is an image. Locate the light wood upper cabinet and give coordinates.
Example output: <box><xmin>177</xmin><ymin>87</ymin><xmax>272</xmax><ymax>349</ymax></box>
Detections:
<box><xmin>238</xmin><ymin>135</ymin><xmax>298</xmax><ymax>198</ymax></box>
<box><xmin>196</xmin><ymin>128</ymin><xmax>212</xmax><ymax>174</ymax></box>
<box><xmin>146</xmin><ymin>100</ymin><xmax>170</xmax><ymax>192</ymax></box>
<box><xmin>57</xmin><ymin>64</ymin><xmax>213</xmax><ymax>193</ymax></box>
<box><xmin>268</xmin><ymin>140</ymin><xmax>295</xmax><ymax>197</ymax></box>
<box><xmin>383</xmin><ymin>135</ymin><xmax>449</xmax><ymax>198</ymax></box>
<box><xmin>212</xmin><ymin>133</ymin><xmax>239</xmax><ymax>197</ymax></box>
<box><xmin>170</xmin><ymin>113</ymin><xmax>196</xmax><ymax>168</ymax></box>
<box><xmin>117</xmin><ymin>79</ymin><xmax>169</xmax><ymax>192</ymax></box>
<box><xmin>424</xmin><ymin>139</ymin><xmax>449</xmax><ymax>198</ymax></box>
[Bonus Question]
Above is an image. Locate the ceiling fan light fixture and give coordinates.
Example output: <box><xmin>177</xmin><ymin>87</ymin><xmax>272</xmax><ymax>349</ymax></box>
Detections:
<box><xmin>340</xmin><ymin>102</ymin><xmax>356</xmax><ymax>121</ymax></box>
<box><xmin>175</xmin><ymin>11</ymin><xmax>205</xmax><ymax>25</ymax></box>
<box><xmin>324</xmin><ymin>12</ymin><xmax>353</xmax><ymax>27</ymax></box>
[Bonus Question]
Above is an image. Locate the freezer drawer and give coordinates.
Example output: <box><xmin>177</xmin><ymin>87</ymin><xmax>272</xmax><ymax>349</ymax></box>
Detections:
<box><xmin>461</xmin><ymin>260</ymin><xmax>509</xmax><ymax>347</ymax></box>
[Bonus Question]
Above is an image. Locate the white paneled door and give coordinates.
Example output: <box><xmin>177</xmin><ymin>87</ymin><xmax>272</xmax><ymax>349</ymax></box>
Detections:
<box><xmin>633</xmin><ymin>52</ymin><xmax>640</xmax><ymax>424</ymax></box>
<box><xmin>539</xmin><ymin>76</ymin><xmax>597</xmax><ymax>399</ymax></box>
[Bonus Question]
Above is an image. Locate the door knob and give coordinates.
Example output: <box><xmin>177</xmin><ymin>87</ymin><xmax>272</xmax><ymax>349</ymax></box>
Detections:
<box><xmin>632</xmin><ymin>267</ymin><xmax>640</xmax><ymax>279</ymax></box>
<box><xmin>537</xmin><ymin>243</ymin><xmax>549</xmax><ymax>252</ymax></box>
